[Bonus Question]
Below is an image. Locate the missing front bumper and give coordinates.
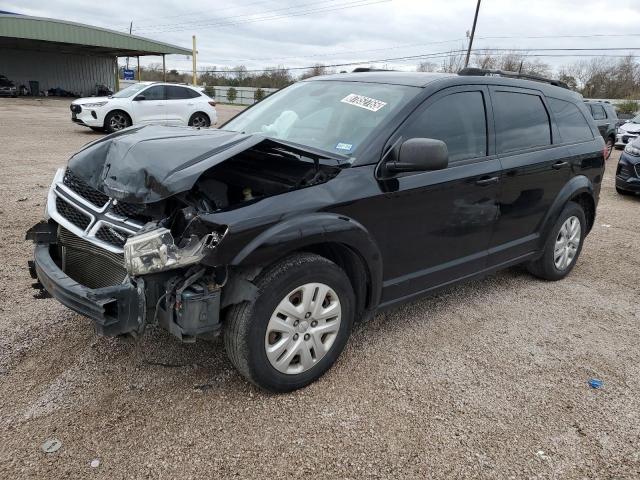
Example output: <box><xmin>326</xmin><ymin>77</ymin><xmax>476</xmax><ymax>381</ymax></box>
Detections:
<box><xmin>31</xmin><ymin>243</ymin><xmax>145</xmax><ymax>336</ymax></box>
<box><xmin>27</xmin><ymin>220</ymin><xmax>223</xmax><ymax>341</ymax></box>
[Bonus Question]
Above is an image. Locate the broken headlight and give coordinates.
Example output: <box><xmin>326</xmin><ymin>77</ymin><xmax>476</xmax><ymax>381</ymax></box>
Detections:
<box><xmin>123</xmin><ymin>227</ymin><xmax>220</xmax><ymax>276</ymax></box>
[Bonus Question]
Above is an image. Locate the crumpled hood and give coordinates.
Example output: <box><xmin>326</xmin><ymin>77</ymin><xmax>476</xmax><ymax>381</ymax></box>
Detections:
<box><xmin>67</xmin><ymin>125</ymin><xmax>262</xmax><ymax>203</ymax></box>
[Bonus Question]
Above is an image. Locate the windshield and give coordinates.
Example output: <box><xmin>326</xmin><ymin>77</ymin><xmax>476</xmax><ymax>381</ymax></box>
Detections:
<box><xmin>222</xmin><ymin>80</ymin><xmax>419</xmax><ymax>156</ymax></box>
<box><xmin>629</xmin><ymin>114</ymin><xmax>640</xmax><ymax>123</ymax></box>
<box><xmin>112</xmin><ymin>83</ymin><xmax>149</xmax><ymax>98</ymax></box>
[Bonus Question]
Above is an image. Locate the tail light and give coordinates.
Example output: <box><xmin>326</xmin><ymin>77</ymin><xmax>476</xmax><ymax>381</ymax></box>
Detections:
<box><xmin>208</xmin><ymin>101</ymin><xmax>216</xmax><ymax>107</ymax></box>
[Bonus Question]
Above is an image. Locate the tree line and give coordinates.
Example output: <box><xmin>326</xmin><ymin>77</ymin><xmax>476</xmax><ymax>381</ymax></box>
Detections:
<box><xmin>127</xmin><ymin>50</ymin><xmax>640</xmax><ymax>100</ymax></box>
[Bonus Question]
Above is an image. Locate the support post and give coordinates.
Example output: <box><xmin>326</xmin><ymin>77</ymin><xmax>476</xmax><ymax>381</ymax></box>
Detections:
<box><xmin>192</xmin><ymin>35</ymin><xmax>197</xmax><ymax>85</ymax></box>
<box><xmin>163</xmin><ymin>54</ymin><xmax>166</xmax><ymax>82</ymax></box>
<box><xmin>137</xmin><ymin>56</ymin><xmax>141</xmax><ymax>81</ymax></box>
<box><xmin>464</xmin><ymin>0</ymin><xmax>481</xmax><ymax>68</ymax></box>
<box><xmin>115</xmin><ymin>57</ymin><xmax>120</xmax><ymax>92</ymax></box>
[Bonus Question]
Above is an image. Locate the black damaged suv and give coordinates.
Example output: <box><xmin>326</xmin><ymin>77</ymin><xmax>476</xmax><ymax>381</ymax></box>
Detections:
<box><xmin>27</xmin><ymin>69</ymin><xmax>605</xmax><ymax>391</ymax></box>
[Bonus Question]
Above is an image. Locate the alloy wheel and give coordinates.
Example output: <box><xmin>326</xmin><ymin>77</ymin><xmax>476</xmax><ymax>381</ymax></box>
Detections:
<box><xmin>109</xmin><ymin>113</ymin><xmax>128</xmax><ymax>131</ymax></box>
<box><xmin>191</xmin><ymin>115</ymin><xmax>208</xmax><ymax>128</ymax></box>
<box><xmin>265</xmin><ymin>282</ymin><xmax>342</xmax><ymax>375</ymax></box>
<box><xmin>554</xmin><ymin>215</ymin><xmax>581</xmax><ymax>271</ymax></box>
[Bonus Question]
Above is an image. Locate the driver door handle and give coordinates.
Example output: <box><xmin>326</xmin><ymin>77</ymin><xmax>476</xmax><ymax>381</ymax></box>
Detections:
<box><xmin>475</xmin><ymin>176</ymin><xmax>499</xmax><ymax>186</ymax></box>
<box><xmin>552</xmin><ymin>161</ymin><xmax>569</xmax><ymax>170</ymax></box>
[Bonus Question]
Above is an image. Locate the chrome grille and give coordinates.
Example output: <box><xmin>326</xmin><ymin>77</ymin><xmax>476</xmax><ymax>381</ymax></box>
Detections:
<box><xmin>95</xmin><ymin>225</ymin><xmax>132</xmax><ymax>248</ymax></box>
<box><xmin>55</xmin><ymin>196</ymin><xmax>91</xmax><ymax>230</ymax></box>
<box><xmin>47</xmin><ymin>168</ymin><xmax>144</xmax><ymax>253</ymax></box>
<box><xmin>59</xmin><ymin>227</ymin><xmax>126</xmax><ymax>288</ymax></box>
<box><xmin>63</xmin><ymin>169</ymin><xmax>109</xmax><ymax>207</ymax></box>
<box><xmin>111</xmin><ymin>201</ymin><xmax>150</xmax><ymax>223</ymax></box>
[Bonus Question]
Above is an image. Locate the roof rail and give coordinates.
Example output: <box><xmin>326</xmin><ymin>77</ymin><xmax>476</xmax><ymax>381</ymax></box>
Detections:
<box><xmin>352</xmin><ymin>67</ymin><xmax>396</xmax><ymax>73</ymax></box>
<box><xmin>458</xmin><ymin>67</ymin><xmax>569</xmax><ymax>89</ymax></box>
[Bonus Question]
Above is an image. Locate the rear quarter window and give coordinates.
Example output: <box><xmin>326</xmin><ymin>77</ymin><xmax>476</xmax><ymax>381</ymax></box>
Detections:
<box><xmin>493</xmin><ymin>91</ymin><xmax>551</xmax><ymax>153</ymax></box>
<box><xmin>590</xmin><ymin>104</ymin><xmax>607</xmax><ymax>120</ymax></box>
<box><xmin>548</xmin><ymin>98</ymin><xmax>594</xmax><ymax>144</ymax></box>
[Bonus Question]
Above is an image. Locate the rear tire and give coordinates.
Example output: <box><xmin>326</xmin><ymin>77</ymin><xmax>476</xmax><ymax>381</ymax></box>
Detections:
<box><xmin>527</xmin><ymin>201</ymin><xmax>586</xmax><ymax>281</ymax></box>
<box><xmin>224</xmin><ymin>253</ymin><xmax>355</xmax><ymax>392</ymax></box>
<box><xmin>188</xmin><ymin>112</ymin><xmax>210</xmax><ymax>128</ymax></box>
<box><xmin>605</xmin><ymin>137</ymin><xmax>614</xmax><ymax>159</ymax></box>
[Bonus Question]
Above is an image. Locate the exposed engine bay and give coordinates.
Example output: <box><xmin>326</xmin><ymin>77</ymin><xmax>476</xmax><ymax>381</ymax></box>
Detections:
<box><xmin>178</xmin><ymin>143</ymin><xmax>341</xmax><ymax>214</ymax></box>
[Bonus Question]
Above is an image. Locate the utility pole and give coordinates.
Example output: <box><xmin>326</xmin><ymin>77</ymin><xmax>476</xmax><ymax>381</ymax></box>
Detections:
<box><xmin>192</xmin><ymin>35</ymin><xmax>197</xmax><ymax>85</ymax></box>
<box><xmin>126</xmin><ymin>21</ymin><xmax>132</xmax><ymax>70</ymax></box>
<box><xmin>464</xmin><ymin>0</ymin><xmax>481</xmax><ymax>68</ymax></box>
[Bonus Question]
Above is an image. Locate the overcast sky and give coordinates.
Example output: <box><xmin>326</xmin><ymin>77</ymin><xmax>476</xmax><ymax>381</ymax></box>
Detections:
<box><xmin>4</xmin><ymin>0</ymin><xmax>640</xmax><ymax>75</ymax></box>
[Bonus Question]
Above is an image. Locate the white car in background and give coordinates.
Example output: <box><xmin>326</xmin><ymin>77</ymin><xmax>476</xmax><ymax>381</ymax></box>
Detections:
<box><xmin>70</xmin><ymin>82</ymin><xmax>217</xmax><ymax>133</ymax></box>
<box><xmin>616</xmin><ymin>113</ymin><xmax>640</xmax><ymax>149</ymax></box>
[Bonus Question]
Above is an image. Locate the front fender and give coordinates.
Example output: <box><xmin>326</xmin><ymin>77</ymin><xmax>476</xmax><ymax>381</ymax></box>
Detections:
<box><xmin>230</xmin><ymin>213</ymin><xmax>384</xmax><ymax>307</ymax></box>
<box><xmin>539</xmin><ymin>174</ymin><xmax>594</xmax><ymax>246</ymax></box>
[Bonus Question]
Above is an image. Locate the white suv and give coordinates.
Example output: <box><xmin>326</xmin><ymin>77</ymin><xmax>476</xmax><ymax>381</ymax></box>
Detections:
<box><xmin>70</xmin><ymin>82</ymin><xmax>218</xmax><ymax>133</ymax></box>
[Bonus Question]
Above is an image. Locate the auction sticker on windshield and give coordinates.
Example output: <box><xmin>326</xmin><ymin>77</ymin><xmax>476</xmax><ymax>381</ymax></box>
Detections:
<box><xmin>340</xmin><ymin>93</ymin><xmax>387</xmax><ymax>112</ymax></box>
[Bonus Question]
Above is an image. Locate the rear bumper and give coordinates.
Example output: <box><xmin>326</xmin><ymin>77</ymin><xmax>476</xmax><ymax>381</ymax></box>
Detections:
<box><xmin>30</xmin><ymin>241</ymin><xmax>145</xmax><ymax>336</ymax></box>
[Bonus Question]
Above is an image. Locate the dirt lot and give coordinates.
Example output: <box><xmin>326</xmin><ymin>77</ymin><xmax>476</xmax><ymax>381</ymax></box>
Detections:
<box><xmin>0</xmin><ymin>97</ymin><xmax>639</xmax><ymax>479</ymax></box>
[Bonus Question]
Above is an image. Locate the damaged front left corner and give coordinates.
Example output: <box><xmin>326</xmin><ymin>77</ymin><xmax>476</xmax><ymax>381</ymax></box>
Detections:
<box><xmin>123</xmin><ymin>225</ymin><xmax>227</xmax><ymax>276</ymax></box>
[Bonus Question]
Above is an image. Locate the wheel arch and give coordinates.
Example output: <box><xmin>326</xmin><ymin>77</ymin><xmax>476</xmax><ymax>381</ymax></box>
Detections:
<box><xmin>229</xmin><ymin>213</ymin><xmax>383</xmax><ymax>318</ymax></box>
<box><xmin>539</xmin><ymin>175</ymin><xmax>596</xmax><ymax>244</ymax></box>
<box><xmin>103</xmin><ymin>108</ymin><xmax>132</xmax><ymax>129</ymax></box>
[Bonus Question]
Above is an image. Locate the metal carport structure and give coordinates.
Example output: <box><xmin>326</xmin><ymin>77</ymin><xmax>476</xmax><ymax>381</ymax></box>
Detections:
<box><xmin>0</xmin><ymin>14</ymin><xmax>192</xmax><ymax>96</ymax></box>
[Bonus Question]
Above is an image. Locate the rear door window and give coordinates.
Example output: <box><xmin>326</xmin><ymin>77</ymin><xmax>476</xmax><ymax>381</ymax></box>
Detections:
<box><xmin>493</xmin><ymin>91</ymin><xmax>551</xmax><ymax>153</ymax></box>
<box><xmin>166</xmin><ymin>86</ymin><xmax>200</xmax><ymax>100</ymax></box>
<box><xmin>548</xmin><ymin>98</ymin><xmax>593</xmax><ymax>143</ymax></box>
<box><xmin>590</xmin><ymin>104</ymin><xmax>607</xmax><ymax>120</ymax></box>
<box><xmin>402</xmin><ymin>90</ymin><xmax>487</xmax><ymax>163</ymax></box>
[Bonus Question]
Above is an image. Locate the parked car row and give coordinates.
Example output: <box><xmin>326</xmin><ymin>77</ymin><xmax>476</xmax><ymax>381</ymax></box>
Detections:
<box><xmin>0</xmin><ymin>75</ymin><xmax>17</xmax><ymax>97</ymax></box>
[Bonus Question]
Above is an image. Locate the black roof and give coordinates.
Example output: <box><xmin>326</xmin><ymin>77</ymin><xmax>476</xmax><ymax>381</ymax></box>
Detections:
<box><xmin>309</xmin><ymin>71</ymin><xmax>455</xmax><ymax>87</ymax></box>
<box><xmin>308</xmin><ymin>70</ymin><xmax>582</xmax><ymax>101</ymax></box>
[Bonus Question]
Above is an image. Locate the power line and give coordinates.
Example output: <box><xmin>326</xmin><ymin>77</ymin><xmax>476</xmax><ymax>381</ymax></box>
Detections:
<box><xmin>158</xmin><ymin>32</ymin><xmax>640</xmax><ymax>64</ymax></box>
<box><xmin>162</xmin><ymin>48</ymin><xmax>640</xmax><ymax>74</ymax></box>
<box><xmin>136</xmin><ymin>0</ymin><xmax>344</xmax><ymax>31</ymax></box>
<box><xmin>133</xmin><ymin>0</ymin><xmax>280</xmax><ymax>25</ymax></box>
<box><xmin>135</xmin><ymin>0</ymin><xmax>391</xmax><ymax>33</ymax></box>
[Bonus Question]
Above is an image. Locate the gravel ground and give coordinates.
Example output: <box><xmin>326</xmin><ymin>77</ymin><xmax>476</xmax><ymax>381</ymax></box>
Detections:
<box><xmin>0</xmin><ymin>97</ymin><xmax>639</xmax><ymax>479</ymax></box>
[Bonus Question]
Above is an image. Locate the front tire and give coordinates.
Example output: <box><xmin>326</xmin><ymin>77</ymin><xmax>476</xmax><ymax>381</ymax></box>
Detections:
<box><xmin>527</xmin><ymin>201</ymin><xmax>586</xmax><ymax>281</ymax></box>
<box><xmin>224</xmin><ymin>253</ymin><xmax>355</xmax><ymax>392</ymax></box>
<box><xmin>104</xmin><ymin>110</ymin><xmax>131</xmax><ymax>133</ymax></box>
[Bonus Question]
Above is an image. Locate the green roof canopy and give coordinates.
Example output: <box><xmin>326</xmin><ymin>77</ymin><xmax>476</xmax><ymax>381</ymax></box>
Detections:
<box><xmin>0</xmin><ymin>14</ymin><xmax>192</xmax><ymax>56</ymax></box>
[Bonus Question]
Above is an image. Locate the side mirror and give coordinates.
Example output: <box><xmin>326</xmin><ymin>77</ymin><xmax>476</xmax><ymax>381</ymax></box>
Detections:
<box><xmin>383</xmin><ymin>138</ymin><xmax>448</xmax><ymax>175</ymax></box>
<box><xmin>133</xmin><ymin>94</ymin><xmax>146</xmax><ymax>101</ymax></box>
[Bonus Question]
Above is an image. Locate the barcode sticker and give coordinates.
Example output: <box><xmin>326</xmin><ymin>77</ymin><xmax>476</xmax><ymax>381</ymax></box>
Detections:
<box><xmin>340</xmin><ymin>93</ymin><xmax>387</xmax><ymax>112</ymax></box>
